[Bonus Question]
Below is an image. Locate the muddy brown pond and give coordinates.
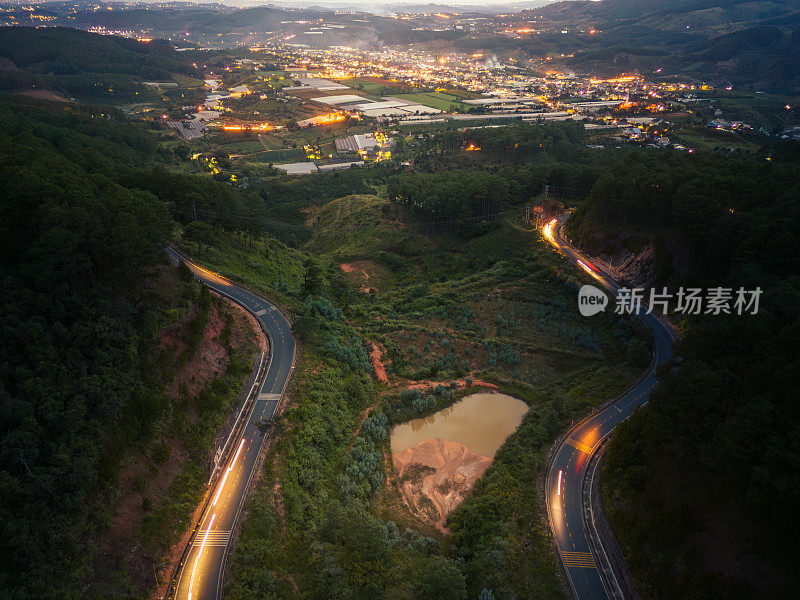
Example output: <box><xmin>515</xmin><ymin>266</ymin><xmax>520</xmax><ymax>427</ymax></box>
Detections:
<box><xmin>390</xmin><ymin>392</ymin><xmax>529</xmax><ymax>458</ymax></box>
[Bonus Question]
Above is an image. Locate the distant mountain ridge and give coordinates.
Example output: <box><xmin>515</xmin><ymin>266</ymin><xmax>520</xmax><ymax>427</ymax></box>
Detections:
<box><xmin>386</xmin><ymin>2</ymin><xmax>553</xmax><ymax>14</ymax></box>
<box><xmin>684</xmin><ymin>25</ymin><xmax>800</xmax><ymax>90</ymax></box>
<box><xmin>537</xmin><ymin>0</ymin><xmax>800</xmax><ymax>35</ymax></box>
<box><xmin>525</xmin><ymin>0</ymin><xmax>800</xmax><ymax>92</ymax></box>
<box><xmin>2</xmin><ymin>0</ymin><xmax>797</xmax><ymax>92</ymax></box>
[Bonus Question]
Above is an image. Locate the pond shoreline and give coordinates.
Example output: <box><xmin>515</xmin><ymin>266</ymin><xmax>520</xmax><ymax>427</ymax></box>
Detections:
<box><xmin>388</xmin><ymin>391</ymin><xmax>529</xmax><ymax>530</ymax></box>
<box><xmin>390</xmin><ymin>391</ymin><xmax>529</xmax><ymax>458</ymax></box>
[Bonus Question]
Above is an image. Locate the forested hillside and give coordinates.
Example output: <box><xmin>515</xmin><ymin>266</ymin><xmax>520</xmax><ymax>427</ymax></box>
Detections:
<box><xmin>0</xmin><ymin>96</ymin><xmax>275</xmax><ymax>598</ymax></box>
<box><xmin>532</xmin><ymin>0</ymin><xmax>800</xmax><ymax>92</ymax></box>
<box><xmin>386</xmin><ymin>122</ymin><xmax>598</xmax><ymax>236</ymax></box>
<box><xmin>0</xmin><ymin>27</ymin><xmax>200</xmax><ymax>102</ymax></box>
<box><xmin>566</xmin><ymin>145</ymin><xmax>800</xmax><ymax>598</ymax></box>
<box><xmin>0</xmin><ymin>98</ymin><xmax>172</xmax><ymax>596</ymax></box>
<box><xmin>565</xmin><ymin>148</ymin><xmax>800</xmax><ymax>283</ymax></box>
<box><xmin>538</xmin><ymin>0</ymin><xmax>800</xmax><ymax>30</ymax></box>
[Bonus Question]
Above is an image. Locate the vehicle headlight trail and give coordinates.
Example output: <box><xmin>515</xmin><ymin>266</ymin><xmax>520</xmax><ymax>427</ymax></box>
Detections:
<box><xmin>188</xmin><ymin>513</ymin><xmax>216</xmax><ymax>600</ymax></box>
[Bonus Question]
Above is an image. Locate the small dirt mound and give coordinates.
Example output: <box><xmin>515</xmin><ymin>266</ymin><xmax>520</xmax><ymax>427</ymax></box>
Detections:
<box><xmin>393</xmin><ymin>438</ymin><xmax>492</xmax><ymax>532</ymax></box>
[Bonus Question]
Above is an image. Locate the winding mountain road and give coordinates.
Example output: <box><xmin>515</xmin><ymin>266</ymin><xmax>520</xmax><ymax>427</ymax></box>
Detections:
<box><xmin>165</xmin><ymin>247</ymin><xmax>296</xmax><ymax>600</ymax></box>
<box><xmin>543</xmin><ymin>218</ymin><xmax>674</xmax><ymax>600</ymax></box>
<box><xmin>164</xmin><ymin>218</ymin><xmax>668</xmax><ymax>600</ymax></box>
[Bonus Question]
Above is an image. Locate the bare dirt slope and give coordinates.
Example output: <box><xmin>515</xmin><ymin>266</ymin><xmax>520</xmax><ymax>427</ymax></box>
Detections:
<box><xmin>393</xmin><ymin>438</ymin><xmax>492</xmax><ymax>532</ymax></box>
<box><xmin>95</xmin><ymin>281</ymin><xmax>262</xmax><ymax>594</ymax></box>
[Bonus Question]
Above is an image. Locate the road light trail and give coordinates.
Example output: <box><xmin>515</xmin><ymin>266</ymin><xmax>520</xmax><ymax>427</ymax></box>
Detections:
<box><xmin>165</xmin><ymin>247</ymin><xmax>296</xmax><ymax>600</ymax></box>
<box><xmin>188</xmin><ymin>513</ymin><xmax>216</xmax><ymax>600</ymax></box>
<box><xmin>212</xmin><ymin>438</ymin><xmax>246</xmax><ymax>507</ymax></box>
<box><xmin>542</xmin><ymin>217</ymin><xmax>674</xmax><ymax>600</ymax></box>
<box><xmin>182</xmin><ymin>257</ymin><xmax>233</xmax><ymax>287</ymax></box>
<box><xmin>543</xmin><ymin>218</ymin><xmax>557</xmax><ymax>242</ymax></box>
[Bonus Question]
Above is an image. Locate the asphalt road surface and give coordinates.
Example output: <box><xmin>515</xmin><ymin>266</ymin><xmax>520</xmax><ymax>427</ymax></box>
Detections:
<box><xmin>165</xmin><ymin>247</ymin><xmax>295</xmax><ymax>600</ymax></box>
<box><xmin>543</xmin><ymin>218</ymin><xmax>674</xmax><ymax>600</ymax></box>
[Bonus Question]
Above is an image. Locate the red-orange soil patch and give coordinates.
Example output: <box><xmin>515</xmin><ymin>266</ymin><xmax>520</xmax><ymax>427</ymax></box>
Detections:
<box><xmin>340</xmin><ymin>260</ymin><xmax>379</xmax><ymax>293</ymax></box>
<box><xmin>403</xmin><ymin>376</ymin><xmax>498</xmax><ymax>392</ymax></box>
<box><xmin>96</xmin><ymin>290</ymin><xmax>263</xmax><ymax>598</ymax></box>
<box><xmin>370</xmin><ymin>341</ymin><xmax>390</xmax><ymax>383</ymax></box>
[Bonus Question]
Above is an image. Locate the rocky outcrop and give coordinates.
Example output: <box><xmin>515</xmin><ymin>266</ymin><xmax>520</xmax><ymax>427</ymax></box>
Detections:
<box><xmin>595</xmin><ymin>244</ymin><xmax>654</xmax><ymax>288</ymax></box>
<box><xmin>393</xmin><ymin>438</ymin><xmax>492</xmax><ymax>531</ymax></box>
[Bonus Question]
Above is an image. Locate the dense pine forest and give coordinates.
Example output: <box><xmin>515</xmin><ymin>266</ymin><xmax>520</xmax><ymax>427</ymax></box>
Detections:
<box><xmin>0</xmin><ymin>99</ymin><xmax>173</xmax><ymax>596</ymax></box>
<box><xmin>0</xmin><ymin>26</ymin><xmax>200</xmax><ymax>103</ymax></box>
<box><xmin>566</xmin><ymin>145</ymin><xmax>800</xmax><ymax>598</ymax></box>
<box><xmin>0</xmin><ymin>97</ymin><xmax>272</xmax><ymax>597</ymax></box>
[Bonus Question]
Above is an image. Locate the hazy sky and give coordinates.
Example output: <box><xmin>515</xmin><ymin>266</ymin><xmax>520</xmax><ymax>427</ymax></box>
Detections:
<box><xmin>218</xmin><ymin>0</ymin><xmax>560</xmax><ymax>7</ymax></box>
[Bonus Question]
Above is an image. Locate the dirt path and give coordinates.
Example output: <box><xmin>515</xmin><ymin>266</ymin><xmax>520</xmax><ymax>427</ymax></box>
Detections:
<box><xmin>403</xmin><ymin>376</ymin><xmax>498</xmax><ymax>392</ymax></box>
<box><xmin>370</xmin><ymin>341</ymin><xmax>389</xmax><ymax>383</ymax></box>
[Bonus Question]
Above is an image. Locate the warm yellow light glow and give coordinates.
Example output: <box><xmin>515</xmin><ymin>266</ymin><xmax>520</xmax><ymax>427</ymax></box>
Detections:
<box><xmin>300</xmin><ymin>112</ymin><xmax>345</xmax><ymax>127</ymax></box>
<box><xmin>543</xmin><ymin>219</ymin><xmax>557</xmax><ymax>243</ymax></box>
<box><xmin>580</xmin><ymin>427</ymin><xmax>599</xmax><ymax>454</ymax></box>
<box><xmin>187</xmin><ymin>512</ymin><xmax>216</xmax><ymax>600</ymax></box>
<box><xmin>590</xmin><ymin>75</ymin><xmax>639</xmax><ymax>85</ymax></box>
<box><xmin>212</xmin><ymin>438</ymin><xmax>245</xmax><ymax>507</ymax></box>
<box><xmin>184</xmin><ymin>260</ymin><xmax>232</xmax><ymax>287</ymax></box>
<box><xmin>222</xmin><ymin>123</ymin><xmax>274</xmax><ymax>132</ymax></box>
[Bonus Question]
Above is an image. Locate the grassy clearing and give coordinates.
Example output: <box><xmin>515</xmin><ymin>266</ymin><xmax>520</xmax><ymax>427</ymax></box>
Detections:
<box><xmin>247</xmin><ymin>148</ymin><xmax>307</xmax><ymax>164</ymax></box>
<box><xmin>395</xmin><ymin>92</ymin><xmax>470</xmax><ymax>112</ymax></box>
<box><xmin>171</xmin><ymin>73</ymin><xmax>204</xmax><ymax>89</ymax></box>
<box><xmin>304</xmin><ymin>194</ymin><xmax>428</xmax><ymax>259</ymax></box>
<box><xmin>221</xmin><ymin>139</ymin><xmax>267</xmax><ymax>154</ymax></box>
<box><xmin>340</xmin><ymin>259</ymin><xmax>398</xmax><ymax>292</ymax></box>
<box><xmin>176</xmin><ymin>229</ymin><xmax>307</xmax><ymax>303</ymax></box>
<box><xmin>337</xmin><ymin>77</ymin><xmax>418</xmax><ymax>96</ymax></box>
